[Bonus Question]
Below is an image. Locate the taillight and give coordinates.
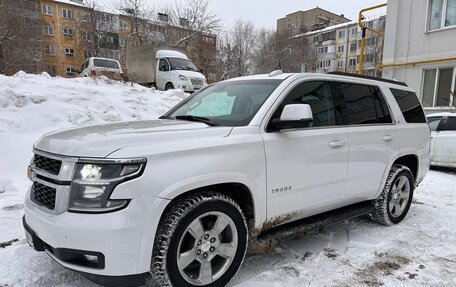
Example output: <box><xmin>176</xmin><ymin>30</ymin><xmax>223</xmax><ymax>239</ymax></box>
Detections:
<box><xmin>91</xmin><ymin>70</ymin><xmax>96</xmax><ymax>76</ymax></box>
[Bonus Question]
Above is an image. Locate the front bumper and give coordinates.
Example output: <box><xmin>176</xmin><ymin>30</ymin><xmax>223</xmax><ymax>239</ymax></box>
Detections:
<box><xmin>24</xmin><ymin>195</ymin><xmax>170</xmax><ymax>285</ymax></box>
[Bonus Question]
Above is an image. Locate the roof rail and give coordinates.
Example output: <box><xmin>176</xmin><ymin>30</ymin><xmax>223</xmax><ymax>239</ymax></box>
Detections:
<box><xmin>327</xmin><ymin>72</ymin><xmax>408</xmax><ymax>87</ymax></box>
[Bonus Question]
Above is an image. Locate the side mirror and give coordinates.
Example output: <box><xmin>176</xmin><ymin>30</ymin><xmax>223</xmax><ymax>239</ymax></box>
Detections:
<box><xmin>270</xmin><ymin>104</ymin><xmax>313</xmax><ymax>131</ymax></box>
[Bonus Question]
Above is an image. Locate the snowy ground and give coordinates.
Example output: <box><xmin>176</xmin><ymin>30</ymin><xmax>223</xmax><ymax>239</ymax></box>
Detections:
<box><xmin>1</xmin><ymin>73</ymin><xmax>456</xmax><ymax>287</ymax></box>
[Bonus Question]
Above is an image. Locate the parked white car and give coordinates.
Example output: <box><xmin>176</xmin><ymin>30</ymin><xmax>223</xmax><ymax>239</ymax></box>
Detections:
<box><xmin>427</xmin><ymin>113</ymin><xmax>456</xmax><ymax>168</ymax></box>
<box><xmin>79</xmin><ymin>57</ymin><xmax>124</xmax><ymax>81</ymax></box>
<box><xmin>24</xmin><ymin>72</ymin><xmax>430</xmax><ymax>287</ymax></box>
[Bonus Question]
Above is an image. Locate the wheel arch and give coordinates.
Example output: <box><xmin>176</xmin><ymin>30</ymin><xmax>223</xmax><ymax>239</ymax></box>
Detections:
<box><xmin>392</xmin><ymin>154</ymin><xmax>419</xmax><ymax>182</ymax></box>
<box><xmin>160</xmin><ymin>182</ymin><xmax>256</xmax><ymax>226</ymax></box>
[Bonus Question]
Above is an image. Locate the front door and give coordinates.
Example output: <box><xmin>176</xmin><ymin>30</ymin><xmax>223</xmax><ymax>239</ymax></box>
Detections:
<box><xmin>262</xmin><ymin>80</ymin><xmax>349</xmax><ymax>222</ymax></box>
<box><xmin>156</xmin><ymin>59</ymin><xmax>170</xmax><ymax>90</ymax></box>
<box><xmin>433</xmin><ymin>116</ymin><xmax>456</xmax><ymax>165</ymax></box>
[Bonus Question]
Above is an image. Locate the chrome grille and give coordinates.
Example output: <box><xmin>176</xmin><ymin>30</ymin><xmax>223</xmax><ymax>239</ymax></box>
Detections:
<box><xmin>34</xmin><ymin>154</ymin><xmax>62</xmax><ymax>175</ymax></box>
<box><xmin>190</xmin><ymin>78</ymin><xmax>203</xmax><ymax>86</ymax></box>
<box><xmin>31</xmin><ymin>182</ymin><xmax>57</xmax><ymax>210</ymax></box>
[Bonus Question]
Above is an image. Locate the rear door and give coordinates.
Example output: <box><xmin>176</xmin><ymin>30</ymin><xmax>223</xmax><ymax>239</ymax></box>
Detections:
<box><xmin>334</xmin><ymin>82</ymin><xmax>399</xmax><ymax>201</ymax></box>
<box><xmin>433</xmin><ymin>117</ymin><xmax>456</xmax><ymax>165</ymax></box>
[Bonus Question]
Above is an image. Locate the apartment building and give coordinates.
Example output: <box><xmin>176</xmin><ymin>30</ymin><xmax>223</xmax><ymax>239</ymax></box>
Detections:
<box><xmin>40</xmin><ymin>0</ymin><xmax>88</xmax><ymax>77</ymax></box>
<box><xmin>294</xmin><ymin>15</ymin><xmax>386</xmax><ymax>76</ymax></box>
<box><xmin>383</xmin><ymin>0</ymin><xmax>456</xmax><ymax>112</ymax></box>
<box><xmin>277</xmin><ymin>7</ymin><xmax>351</xmax><ymax>39</ymax></box>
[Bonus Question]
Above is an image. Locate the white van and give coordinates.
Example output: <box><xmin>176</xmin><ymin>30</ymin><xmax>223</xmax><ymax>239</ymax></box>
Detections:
<box><xmin>127</xmin><ymin>45</ymin><xmax>208</xmax><ymax>92</ymax></box>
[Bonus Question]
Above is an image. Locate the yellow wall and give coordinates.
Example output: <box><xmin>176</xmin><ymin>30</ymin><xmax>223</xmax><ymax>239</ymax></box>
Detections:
<box><xmin>40</xmin><ymin>0</ymin><xmax>89</xmax><ymax>77</ymax></box>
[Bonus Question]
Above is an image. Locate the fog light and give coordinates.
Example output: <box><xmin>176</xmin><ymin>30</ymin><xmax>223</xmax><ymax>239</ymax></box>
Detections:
<box><xmin>82</xmin><ymin>186</ymin><xmax>105</xmax><ymax>199</ymax></box>
<box><xmin>83</xmin><ymin>254</ymin><xmax>99</xmax><ymax>264</ymax></box>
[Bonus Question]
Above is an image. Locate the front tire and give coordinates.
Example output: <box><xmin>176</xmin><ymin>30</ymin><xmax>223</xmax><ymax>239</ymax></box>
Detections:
<box><xmin>369</xmin><ymin>165</ymin><xmax>414</xmax><ymax>226</ymax></box>
<box><xmin>151</xmin><ymin>192</ymin><xmax>248</xmax><ymax>287</ymax></box>
<box><xmin>165</xmin><ymin>83</ymin><xmax>174</xmax><ymax>91</ymax></box>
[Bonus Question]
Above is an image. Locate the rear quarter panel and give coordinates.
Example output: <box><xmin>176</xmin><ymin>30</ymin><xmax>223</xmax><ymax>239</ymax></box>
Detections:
<box><xmin>381</xmin><ymin>85</ymin><xmax>431</xmax><ymax>184</ymax></box>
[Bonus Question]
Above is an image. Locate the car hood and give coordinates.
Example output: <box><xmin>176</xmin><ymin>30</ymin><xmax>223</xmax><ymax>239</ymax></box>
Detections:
<box><xmin>34</xmin><ymin>120</ymin><xmax>232</xmax><ymax>158</ymax></box>
<box><xmin>176</xmin><ymin>70</ymin><xmax>206</xmax><ymax>79</ymax></box>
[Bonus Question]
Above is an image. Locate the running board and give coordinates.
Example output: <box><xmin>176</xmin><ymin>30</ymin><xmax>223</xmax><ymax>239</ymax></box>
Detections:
<box><xmin>250</xmin><ymin>201</ymin><xmax>374</xmax><ymax>252</ymax></box>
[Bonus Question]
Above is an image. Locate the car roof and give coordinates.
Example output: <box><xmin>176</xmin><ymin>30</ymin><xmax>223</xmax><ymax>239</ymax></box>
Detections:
<box><xmin>427</xmin><ymin>112</ymin><xmax>456</xmax><ymax>118</ymax></box>
<box><xmin>222</xmin><ymin>72</ymin><xmax>411</xmax><ymax>87</ymax></box>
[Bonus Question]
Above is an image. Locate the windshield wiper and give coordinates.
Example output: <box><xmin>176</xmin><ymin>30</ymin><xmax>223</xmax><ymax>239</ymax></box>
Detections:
<box><xmin>174</xmin><ymin>115</ymin><xmax>218</xmax><ymax>126</ymax></box>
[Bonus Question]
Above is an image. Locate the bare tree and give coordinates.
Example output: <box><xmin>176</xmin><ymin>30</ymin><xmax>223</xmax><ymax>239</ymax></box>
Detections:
<box><xmin>215</xmin><ymin>31</ymin><xmax>236</xmax><ymax>80</ymax></box>
<box><xmin>74</xmin><ymin>1</ymin><xmax>118</xmax><ymax>59</ymax></box>
<box><xmin>115</xmin><ymin>0</ymin><xmax>155</xmax><ymax>46</ymax></box>
<box><xmin>171</xmin><ymin>0</ymin><xmax>221</xmax><ymax>47</ymax></box>
<box><xmin>0</xmin><ymin>0</ymin><xmax>42</xmax><ymax>75</ymax></box>
<box><xmin>231</xmin><ymin>20</ymin><xmax>255</xmax><ymax>77</ymax></box>
<box><xmin>252</xmin><ymin>29</ymin><xmax>277</xmax><ymax>74</ymax></box>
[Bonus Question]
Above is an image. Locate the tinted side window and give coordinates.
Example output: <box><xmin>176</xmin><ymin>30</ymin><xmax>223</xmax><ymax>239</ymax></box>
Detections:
<box><xmin>372</xmin><ymin>87</ymin><xmax>393</xmax><ymax>123</ymax></box>
<box><xmin>427</xmin><ymin>116</ymin><xmax>442</xmax><ymax>131</ymax></box>
<box><xmin>273</xmin><ymin>81</ymin><xmax>340</xmax><ymax>127</ymax></box>
<box><xmin>390</xmin><ymin>88</ymin><xmax>426</xmax><ymax>123</ymax></box>
<box><xmin>336</xmin><ymin>82</ymin><xmax>390</xmax><ymax>125</ymax></box>
<box><xmin>441</xmin><ymin>117</ymin><xmax>456</xmax><ymax>131</ymax></box>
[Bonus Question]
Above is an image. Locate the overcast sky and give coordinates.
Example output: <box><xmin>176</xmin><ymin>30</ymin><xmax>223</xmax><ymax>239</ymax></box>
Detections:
<box><xmin>140</xmin><ymin>0</ymin><xmax>388</xmax><ymax>29</ymax></box>
<box><xmin>212</xmin><ymin>0</ymin><xmax>387</xmax><ymax>29</ymax></box>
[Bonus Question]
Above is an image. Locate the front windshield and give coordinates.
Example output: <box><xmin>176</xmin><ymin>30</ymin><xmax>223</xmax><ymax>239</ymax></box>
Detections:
<box><xmin>168</xmin><ymin>58</ymin><xmax>198</xmax><ymax>72</ymax></box>
<box><xmin>163</xmin><ymin>79</ymin><xmax>283</xmax><ymax>126</ymax></box>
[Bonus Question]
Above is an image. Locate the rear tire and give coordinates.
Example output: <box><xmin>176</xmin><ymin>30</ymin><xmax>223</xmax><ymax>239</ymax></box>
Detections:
<box><xmin>369</xmin><ymin>165</ymin><xmax>414</xmax><ymax>226</ymax></box>
<box><xmin>151</xmin><ymin>192</ymin><xmax>248</xmax><ymax>287</ymax></box>
<box><xmin>165</xmin><ymin>83</ymin><xmax>174</xmax><ymax>91</ymax></box>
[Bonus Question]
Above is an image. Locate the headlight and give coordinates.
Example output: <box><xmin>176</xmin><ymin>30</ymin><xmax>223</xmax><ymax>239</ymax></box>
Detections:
<box><xmin>179</xmin><ymin>75</ymin><xmax>188</xmax><ymax>81</ymax></box>
<box><xmin>69</xmin><ymin>158</ymin><xmax>146</xmax><ymax>213</ymax></box>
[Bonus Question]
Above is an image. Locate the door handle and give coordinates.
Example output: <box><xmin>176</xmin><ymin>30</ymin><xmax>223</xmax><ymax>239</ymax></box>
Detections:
<box><xmin>328</xmin><ymin>141</ymin><xmax>346</xmax><ymax>148</ymax></box>
<box><xmin>382</xmin><ymin>135</ymin><xmax>396</xmax><ymax>142</ymax></box>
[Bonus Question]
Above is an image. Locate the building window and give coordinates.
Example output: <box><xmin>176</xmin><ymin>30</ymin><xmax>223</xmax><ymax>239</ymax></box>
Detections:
<box><xmin>62</xmin><ymin>8</ymin><xmax>73</xmax><ymax>19</ymax></box>
<box><xmin>119</xmin><ymin>37</ymin><xmax>127</xmax><ymax>46</ymax></box>
<box><xmin>43</xmin><ymin>24</ymin><xmax>54</xmax><ymax>36</ymax></box>
<box><xmin>317</xmin><ymin>46</ymin><xmax>329</xmax><ymax>54</ymax></box>
<box><xmin>63</xmin><ymin>27</ymin><xmax>74</xmax><ymax>38</ymax></box>
<box><xmin>350</xmin><ymin>42</ymin><xmax>357</xmax><ymax>52</ymax></box>
<box><xmin>338</xmin><ymin>30</ymin><xmax>346</xmax><ymax>38</ymax></box>
<box><xmin>45</xmin><ymin>45</ymin><xmax>55</xmax><ymax>55</ymax></box>
<box><xmin>428</xmin><ymin>0</ymin><xmax>456</xmax><ymax>30</ymax></box>
<box><xmin>337</xmin><ymin>60</ymin><xmax>345</xmax><ymax>68</ymax></box>
<box><xmin>105</xmin><ymin>35</ymin><xmax>114</xmax><ymax>43</ymax></box>
<box><xmin>422</xmin><ymin>67</ymin><xmax>456</xmax><ymax>107</ymax></box>
<box><xmin>317</xmin><ymin>60</ymin><xmax>332</xmax><ymax>69</ymax></box>
<box><xmin>42</xmin><ymin>4</ymin><xmax>52</xmax><ymax>15</ymax></box>
<box><xmin>65</xmin><ymin>48</ymin><xmax>75</xmax><ymax>57</ymax></box>
<box><xmin>81</xmin><ymin>12</ymin><xmax>90</xmax><ymax>22</ymax></box>
<box><xmin>67</xmin><ymin>67</ymin><xmax>77</xmax><ymax>76</ymax></box>
<box><xmin>349</xmin><ymin>58</ymin><xmax>357</xmax><ymax>66</ymax></box>
<box><xmin>120</xmin><ymin>20</ymin><xmax>128</xmax><ymax>29</ymax></box>
<box><xmin>338</xmin><ymin>45</ymin><xmax>345</xmax><ymax>53</ymax></box>
<box><xmin>351</xmin><ymin>27</ymin><xmax>358</xmax><ymax>36</ymax></box>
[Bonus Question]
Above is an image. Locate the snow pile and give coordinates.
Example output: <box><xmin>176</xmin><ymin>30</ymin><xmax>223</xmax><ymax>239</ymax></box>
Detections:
<box><xmin>0</xmin><ymin>72</ymin><xmax>187</xmax><ymax>245</ymax></box>
<box><xmin>0</xmin><ymin>71</ymin><xmax>187</xmax><ymax>132</ymax></box>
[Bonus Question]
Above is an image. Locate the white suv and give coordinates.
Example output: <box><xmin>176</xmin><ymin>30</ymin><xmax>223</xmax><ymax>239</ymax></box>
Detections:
<box><xmin>24</xmin><ymin>72</ymin><xmax>430</xmax><ymax>287</ymax></box>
